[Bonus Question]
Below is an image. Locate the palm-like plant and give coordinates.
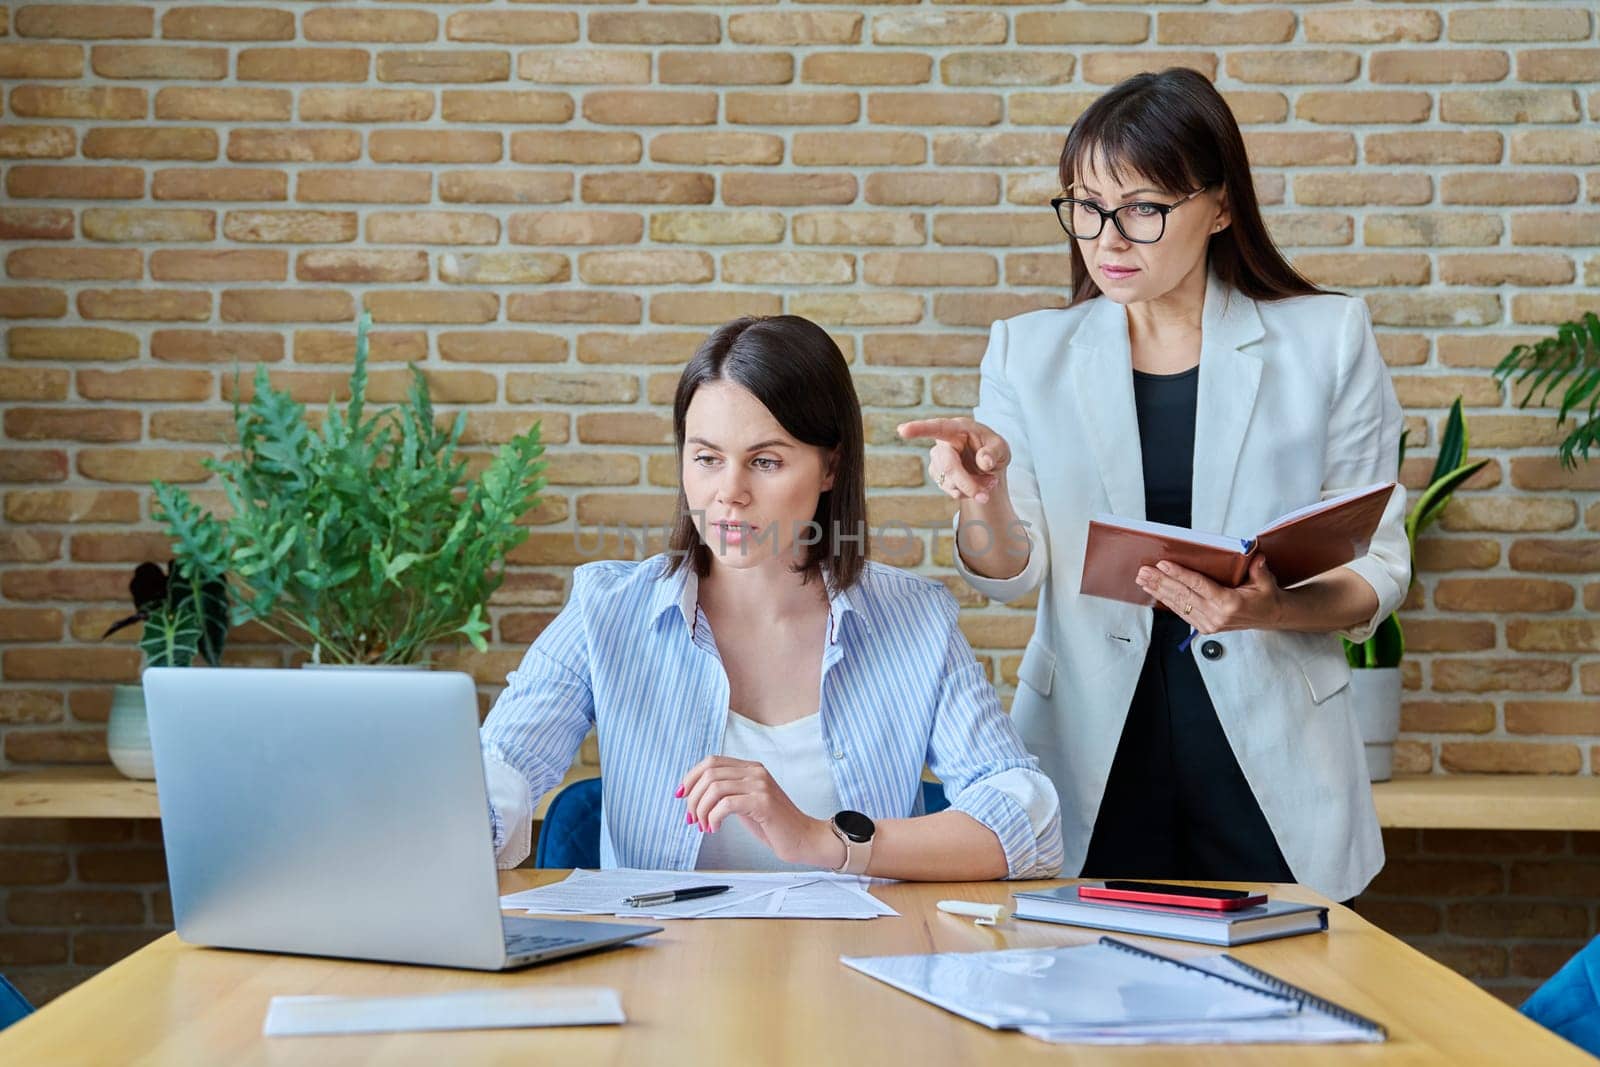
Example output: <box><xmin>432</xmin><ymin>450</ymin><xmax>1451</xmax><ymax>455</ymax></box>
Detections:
<box><xmin>1494</xmin><ymin>311</ymin><xmax>1600</xmax><ymax>469</ymax></box>
<box><xmin>1343</xmin><ymin>398</ymin><xmax>1488</xmax><ymax>669</ymax></box>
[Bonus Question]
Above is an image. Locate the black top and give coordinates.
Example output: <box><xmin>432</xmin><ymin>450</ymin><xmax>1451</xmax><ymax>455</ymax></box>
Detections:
<box><xmin>1132</xmin><ymin>365</ymin><xmax>1199</xmax><ymax>529</ymax></box>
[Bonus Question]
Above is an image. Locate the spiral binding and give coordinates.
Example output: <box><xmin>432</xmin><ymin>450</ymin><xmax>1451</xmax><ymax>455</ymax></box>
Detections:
<box><xmin>1097</xmin><ymin>936</ymin><xmax>1297</xmax><ymax>1005</ymax></box>
<box><xmin>1219</xmin><ymin>954</ymin><xmax>1387</xmax><ymax>1038</ymax></box>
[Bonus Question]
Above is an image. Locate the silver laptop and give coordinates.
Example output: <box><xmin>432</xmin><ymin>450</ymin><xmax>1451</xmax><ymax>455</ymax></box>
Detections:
<box><xmin>143</xmin><ymin>666</ymin><xmax>659</xmax><ymax>971</ymax></box>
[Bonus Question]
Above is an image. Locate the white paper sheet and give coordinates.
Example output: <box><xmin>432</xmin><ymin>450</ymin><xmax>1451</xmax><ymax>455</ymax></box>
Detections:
<box><xmin>500</xmin><ymin>869</ymin><xmax>897</xmax><ymax>920</ymax></box>
<box><xmin>263</xmin><ymin>987</ymin><xmax>624</xmax><ymax>1037</ymax></box>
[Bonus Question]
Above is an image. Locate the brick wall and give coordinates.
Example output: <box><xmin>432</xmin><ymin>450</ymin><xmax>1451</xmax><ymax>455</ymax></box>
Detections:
<box><xmin>1</xmin><ymin>0</ymin><xmax>1597</xmax><ymax>1007</ymax></box>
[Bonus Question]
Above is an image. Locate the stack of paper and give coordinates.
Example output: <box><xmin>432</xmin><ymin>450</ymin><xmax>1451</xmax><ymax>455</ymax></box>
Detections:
<box><xmin>500</xmin><ymin>869</ymin><xmax>897</xmax><ymax>920</ymax></box>
<box><xmin>264</xmin><ymin>987</ymin><xmax>624</xmax><ymax>1037</ymax></box>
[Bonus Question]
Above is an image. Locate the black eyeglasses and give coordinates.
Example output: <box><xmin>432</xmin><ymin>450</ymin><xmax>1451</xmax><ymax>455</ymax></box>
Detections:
<box><xmin>1050</xmin><ymin>187</ymin><xmax>1209</xmax><ymax>244</ymax></box>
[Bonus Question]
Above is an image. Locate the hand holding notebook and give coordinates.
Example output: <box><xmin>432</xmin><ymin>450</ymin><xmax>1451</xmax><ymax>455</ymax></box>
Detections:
<box><xmin>1080</xmin><ymin>482</ymin><xmax>1397</xmax><ymax>605</ymax></box>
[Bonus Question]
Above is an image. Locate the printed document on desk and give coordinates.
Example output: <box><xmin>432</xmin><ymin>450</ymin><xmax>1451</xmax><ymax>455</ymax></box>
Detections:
<box><xmin>500</xmin><ymin>869</ymin><xmax>897</xmax><ymax>920</ymax></box>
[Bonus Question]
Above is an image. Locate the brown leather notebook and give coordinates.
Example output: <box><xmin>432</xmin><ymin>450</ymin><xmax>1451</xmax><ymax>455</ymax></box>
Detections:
<box><xmin>1080</xmin><ymin>482</ymin><xmax>1397</xmax><ymax>605</ymax></box>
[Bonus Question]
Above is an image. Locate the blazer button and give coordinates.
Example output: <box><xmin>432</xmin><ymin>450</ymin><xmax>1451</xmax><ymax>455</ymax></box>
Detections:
<box><xmin>1200</xmin><ymin>640</ymin><xmax>1224</xmax><ymax>661</ymax></box>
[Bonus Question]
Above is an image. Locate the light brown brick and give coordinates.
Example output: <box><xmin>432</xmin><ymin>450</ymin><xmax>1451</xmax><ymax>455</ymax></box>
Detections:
<box><xmin>584</xmin><ymin>91</ymin><xmax>716</xmax><ymax>127</ymax></box>
<box><xmin>1507</xmin><ymin>620</ymin><xmax>1600</xmax><ymax>655</ymax></box>
<box><xmin>1266</xmin><ymin>213</ymin><xmax>1353</xmax><ymax>248</ymax></box>
<box><xmin>725</xmin><ymin>91</ymin><xmax>859</xmax><ymax>126</ymax></box>
<box><xmin>1366</xmin><ymin>131</ymin><xmax>1503</xmax><ymax>165</ymax></box>
<box><xmin>1514</xmin><ymin>293</ymin><xmax>1600</xmax><ymax>325</ymax></box>
<box><xmin>583</xmin><ymin>172</ymin><xmax>714</xmax><ymax>205</ymax></box>
<box><xmin>875</xmin><ymin>12</ymin><xmax>1008</xmax><ymax>45</ymax></box>
<box><xmin>76</xmin><ymin>448</ymin><xmax>208</xmax><ymax>484</ymax></box>
<box><xmin>92</xmin><ymin>44</ymin><xmax>209</xmax><ymax>79</ymax></box>
<box><xmin>223</xmin><ymin>210</ymin><xmax>357</xmax><ymax>244</ymax></box>
<box><xmin>1441</xmin><ymin>89</ymin><xmax>1581</xmax><ymax>124</ymax></box>
<box><xmin>509</xmin><ymin>211</ymin><xmax>642</xmax><ymax>247</ymax></box>
<box><xmin>507</xmin><ymin>372</ymin><xmax>638</xmax><ymax>406</ymax></box>
<box><xmin>932</xmin><ymin>211</ymin><xmax>1066</xmax><ymax>247</ymax></box>
<box><xmin>299</xmin><ymin>88</ymin><xmax>434</xmax><ymax>123</ymax></box>
<box><xmin>297</xmin><ymin>169</ymin><xmax>430</xmax><ymax>205</ymax></box>
<box><xmin>437</xmin><ymin>331</ymin><xmax>564</xmax><ymax>365</ymax></box>
<box><xmin>0</xmin><ymin>125</ymin><xmax>74</xmax><ymax>159</ymax></box>
<box><xmin>1298</xmin><ymin>90</ymin><xmax>1432</xmax><ymax>125</ymax></box>
<box><xmin>7</xmin><ymin>248</ymin><xmax>141</xmax><ymax>281</ymax></box>
<box><xmin>1304</xmin><ymin>9</ymin><xmax>1441</xmax><ymax>44</ymax></box>
<box><xmin>728</xmin><ymin>11</ymin><xmax>861</xmax><ymax>46</ymax></box>
<box><xmin>366</xmin><ymin>211</ymin><xmax>498</xmax><ymax>245</ymax></box>
<box><xmin>1159</xmin><ymin>10</ymin><xmax>1293</xmax><ymax>45</ymax></box>
<box><xmin>944</xmin><ymin>51</ymin><xmax>1077</xmax><ymax>87</ymax></box>
<box><xmin>78</xmin><ymin>367</ymin><xmax>211</xmax><ymax>401</ymax></box>
<box><xmin>866</xmin><ymin>92</ymin><xmax>1001</xmax><ymax>128</ymax></box>
<box><xmin>1518</xmin><ymin>48</ymin><xmax>1600</xmax><ymax>82</ymax></box>
<box><xmin>649</xmin><ymin>211</ymin><xmax>783</xmax><ymax>246</ymax></box>
<box><xmin>151</xmin><ymin>249</ymin><xmax>286</xmax><ymax>282</ymax></box>
<box><xmin>1442</xmin><ymin>172</ymin><xmax>1578</xmax><ymax>206</ymax></box>
<box><xmin>790</xmin><ymin>293</ymin><xmax>922</xmax><ymax>327</ymax></box>
<box><xmin>659</xmin><ymin>51</ymin><xmax>792</xmax><ymax>86</ymax></box>
<box><xmin>0</xmin><ymin>288</ymin><xmax>67</xmax><ymax>320</ymax></box>
<box><xmin>1227</xmin><ymin>50</ymin><xmax>1356</xmax><ymax>84</ymax></box>
<box><xmin>1511</xmin><ymin>539</ymin><xmax>1600</xmax><ymax>573</ymax></box>
<box><xmin>936</xmin><ymin>292</ymin><xmax>1067</xmax><ymax>327</ymax></box>
<box><xmin>5</xmin><ymin>410</ymin><xmax>140</xmax><ymax>444</ymax></box>
<box><xmin>517</xmin><ymin>50</ymin><xmax>650</xmax><ymax>86</ymax></box>
<box><xmin>153</xmin><ymin>167</ymin><xmax>287</xmax><ymax>202</ymax></box>
<box><xmin>162</xmin><ymin>5</ymin><xmax>293</xmax><ymax>41</ymax></box>
<box><xmin>722</xmin><ymin>251</ymin><xmax>853</xmax><ymax>286</ymax></box>
<box><xmin>508</xmin><ymin>293</ymin><xmax>640</xmax><ymax>325</ymax></box>
<box><xmin>865</xmin><ymin>252</ymin><xmax>998</xmax><ymax>288</ymax></box>
<box><xmin>304</xmin><ymin>8</ymin><xmax>438</xmax><ymax>43</ymax></box>
<box><xmin>1369</xmin><ymin>294</ymin><xmax>1501</xmax><ymax>329</ymax></box>
<box><xmin>7</xmin><ymin>327</ymin><xmax>136</xmax><ymax>362</ymax></box>
<box><xmin>1293</xmin><ymin>253</ymin><xmax>1430</xmax><ymax>288</ymax></box>
<box><xmin>1364</xmin><ymin>213</ymin><xmax>1502</xmax><ymax>247</ymax></box>
<box><xmin>376</xmin><ymin>49</ymin><xmax>510</xmax><ymax>85</ymax></box>
<box><xmin>81</xmin><ymin>208</ymin><xmax>214</xmax><ymax>243</ymax></box>
<box><xmin>227</xmin><ymin>129</ymin><xmax>362</xmax><ymax>164</ymax></box>
<box><xmin>0</xmin><ymin>449</ymin><xmax>67</xmax><ymax>483</ymax></box>
<box><xmin>370</xmin><ymin>129</ymin><xmax>501</xmax><ymax>164</ymax></box>
<box><xmin>649</xmin><ymin>292</ymin><xmax>781</xmax><ymax>326</ymax></box>
<box><xmin>1015</xmin><ymin>12</ymin><xmax>1148</xmax><ymax>45</ymax></box>
<box><xmin>77</xmin><ymin>288</ymin><xmax>209</xmax><ymax>322</ymax></box>
<box><xmin>238</xmin><ymin>47</ymin><xmax>367</xmax><ymax>83</ymax></box>
<box><xmin>805</xmin><ymin>51</ymin><xmax>931</xmax><ymax>86</ymax></box>
<box><xmin>0</xmin><ymin>530</ymin><xmax>64</xmax><ymax>562</ymax></box>
<box><xmin>795</xmin><ymin>131</ymin><xmax>924</xmax><ymax>167</ymax></box>
<box><xmin>11</xmin><ymin>86</ymin><xmax>146</xmax><ymax>120</ymax></box>
<box><xmin>152</xmin><ymin>329</ymin><xmax>282</xmax><ymax>365</ymax></box>
<box><xmin>576</xmin><ymin>412</ymin><xmax>673</xmax><ymax>446</ymax></box>
<box><xmin>1512</xmin><ymin>457</ymin><xmax>1600</xmax><ymax>491</ymax></box>
<box><xmin>219</xmin><ymin>289</ymin><xmax>352</xmax><ymax>324</ymax></box>
<box><xmin>6</xmin><ymin>164</ymin><xmax>142</xmax><ymax>200</ymax></box>
<box><xmin>589</xmin><ymin>11</ymin><xmax>719</xmax><ymax>45</ymax></box>
<box><xmin>512</xmin><ymin>131</ymin><xmax>641</xmax><ymax>165</ymax></box>
<box><xmin>1450</xmin><ymin>8</ymin><xmax>1592</xmax><ymax>43</ymax></box>
<box><xmin>650</xmin><ymin>133</ymin><xmax>784</xmax><ymax>167</ymax></box>
<box><xmin>576</xmin><ymin>332</ymin><xmax>699</xmax><ymax>365</ymax></box>
<box><xmin>439</xmin><ymin>90</ymin><xmax>572</xmax><ymax>125</ymax></box>
<box><xmin>865</xmin><ymin>172</ymin><xmax>998</xmax><ymax>206</ymax></box>
<box><xmin>1371</xmin><ymin>49</ymin><xmax>1510</xmax><ymax>83</ymax></box>
<box><xmin>82</xmin><ymin>126</ymin><xmax>216</xmax><ymax>161</ymax></box>
<box><xmin>0</xmin><ymin>43</ymin><xmax>84</xmax><ymax>79</ymax></box>
<box><xmin>1440</xmin><ymin>742</ymin><xmax>1581</xmax><ymax>775</ymax></box>
<box><xmin>578</xmin><ymin>251</ymin><xmax>713</xmax><ymax>286</ymax></box>
<box><xmin>1400</xmin><ymin>700</ymin><xmax>1495</xmax><ymax>734</ymax></box>
<box><xmin>1439</xmin><ymin>253</ymin><xmax>1573</xmax><ymax>287</ymax></box>
<box><xmin>0</xmin><ymin>208</ymin><xmax>76</xmax><ymax>241</ymax></box>
<box><xmin>794</xmin><ymin>211</ymin><xmax>924</xmax><ymax>246</ymax></box>
<box><xmin>1513</xmin><ymin>131</ymin><xmax>1600</xmax><ymax>166</ymax></box>
<box><xmin>1513</xmin><ymin>212</ymin><xmax>1600</xmax><ymax>247</ymax></box>
<box><xmin>1438</xmin><ymin>496</ymin><xmax>1575</xmax><ymax>533</ymax></box>
<box><xmin>722</xmin><ymin>173</ymin><xmax>854</xmax><ymax>207</ymax></box>
<box><xmin>15</xmin><ymin>4</ymin><xmax>152</xmax><ymax>39</ymax></box>
<box><xmin>1295</xmin><ymin>173</ymin><xmax>1432</xmax><ymax>207</ymax></box>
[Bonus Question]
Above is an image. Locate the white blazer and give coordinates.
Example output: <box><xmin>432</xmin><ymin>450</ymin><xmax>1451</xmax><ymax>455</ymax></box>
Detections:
<box><xmin>954</xmin><ymin>272</ymin><xmax>1409</xmax><ymax>902</ymax></box>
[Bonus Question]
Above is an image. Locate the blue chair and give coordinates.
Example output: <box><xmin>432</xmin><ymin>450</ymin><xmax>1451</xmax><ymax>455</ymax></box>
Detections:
<box><xmin>1521</xmin><ymin>935</ymin><xmax>1600</xmax><ymax>1057</ymax></box>
<box><xmin>532</xmin><ymin>777</ymin><xmax>951</xmax><ymax>869</ymax></box>
<box><xmin>0</xmin><ymin>975</ymin><xmax>34</xmax><ymax>1032</ymax></box>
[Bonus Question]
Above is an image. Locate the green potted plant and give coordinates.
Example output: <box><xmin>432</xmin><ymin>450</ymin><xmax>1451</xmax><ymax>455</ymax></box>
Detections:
<box><xmin>101</xmin><ymin>561</ymin><xmax>230</xmax><ymax>778</ymax></box>
<box><xmin>153</xmin><ymin>311</ymin><xmax>547</xmax><ymax>667</ymax></box>
<box><xmin>1343</xmin><ymin>398</ymin><xmax>1488</xmax><ymax>781</ymax></box>
<box><xmin>1493</xmin><ymin>311</ymin><xmax>1600</xmax><ymax>468</ymax></box>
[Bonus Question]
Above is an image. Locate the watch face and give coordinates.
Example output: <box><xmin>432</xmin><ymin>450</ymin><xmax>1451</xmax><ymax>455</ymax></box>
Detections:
<box><xmin>833</xmin><ymin>810</ymin><xmax>874</xmax><ymax>843</ymax></box>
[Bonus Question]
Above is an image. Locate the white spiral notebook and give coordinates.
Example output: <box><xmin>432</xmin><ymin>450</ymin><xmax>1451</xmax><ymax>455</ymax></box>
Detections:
<box><xmin>842</xmin><ymin>936</ymin><xmax>1386</xmax><ymax>1046</ymax></box>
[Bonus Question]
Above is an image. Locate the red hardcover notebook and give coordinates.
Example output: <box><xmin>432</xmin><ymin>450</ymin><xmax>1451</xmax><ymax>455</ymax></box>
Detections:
<box><xmin>1080</xmin><ymin>482</ymin><xmax>1396</xmax><ymax>605</ymax></box>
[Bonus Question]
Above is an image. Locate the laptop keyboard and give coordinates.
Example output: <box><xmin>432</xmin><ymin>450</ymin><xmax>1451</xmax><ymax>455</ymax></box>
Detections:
<box><xmin>504</xmin><ymin>931</ymin><xmax>589</xmax><ymax>956</ymax></box>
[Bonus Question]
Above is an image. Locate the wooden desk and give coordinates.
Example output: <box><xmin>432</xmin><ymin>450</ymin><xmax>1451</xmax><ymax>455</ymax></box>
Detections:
<box><xmin>0</xmin><ymin>874</ymin><xmax>1585</xmax><ymax>1066</ymax></box>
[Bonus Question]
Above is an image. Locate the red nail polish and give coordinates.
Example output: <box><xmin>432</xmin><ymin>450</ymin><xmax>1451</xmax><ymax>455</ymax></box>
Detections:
<box><xmin>674</xmin><ymin>785</ymin><xmax>685</xmax><ymax>798</ymax></box>
<box><xmin>685</xmin><ymin>811</ymin><xmax>693</xmax><ymax>824</ymax></box>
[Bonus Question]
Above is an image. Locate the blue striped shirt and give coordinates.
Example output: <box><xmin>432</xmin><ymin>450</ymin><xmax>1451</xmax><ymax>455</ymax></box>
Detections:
<box><xmin>480</xmin><ymin>555</ymin><xmax>1064</xmax><ymax>878</ymax></box>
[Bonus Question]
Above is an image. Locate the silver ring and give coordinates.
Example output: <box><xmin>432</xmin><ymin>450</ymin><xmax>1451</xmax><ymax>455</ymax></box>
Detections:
<box><xmin>935</xmin><ymin>471</ymin><xmax>946</xmax><ymax>487</ymax></box>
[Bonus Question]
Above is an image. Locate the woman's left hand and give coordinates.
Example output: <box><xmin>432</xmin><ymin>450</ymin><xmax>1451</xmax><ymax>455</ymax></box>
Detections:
<box><xmin>1136</xmin><ymin>556</ymin><xmax>1286</xmax><ymax>634</ymax></box>
<box><xmin>677</xmin><ymin>756</ymin><xmax>838</xmax><ymax>868</ymax></box>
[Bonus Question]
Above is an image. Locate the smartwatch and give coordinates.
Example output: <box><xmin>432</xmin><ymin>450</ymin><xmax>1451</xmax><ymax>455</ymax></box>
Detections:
<box><xmin>828</xmin><ymin>810</ymin><xmax>875</xmax><ymax>875</ymax></box>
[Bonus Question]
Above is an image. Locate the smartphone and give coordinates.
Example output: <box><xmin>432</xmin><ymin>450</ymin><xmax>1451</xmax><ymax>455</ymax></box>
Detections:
<box><xmin>1077</xmin><ymin>880</ymin><xmax>1267</xmax><ymax>911</ymax></box>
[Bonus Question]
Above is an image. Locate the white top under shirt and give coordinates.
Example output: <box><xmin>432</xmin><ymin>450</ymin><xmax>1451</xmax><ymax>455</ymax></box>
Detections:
<box><xmin>694</xmin><ymin>709</ymin><xmax>843</xmax><ymax>873</ymax></box>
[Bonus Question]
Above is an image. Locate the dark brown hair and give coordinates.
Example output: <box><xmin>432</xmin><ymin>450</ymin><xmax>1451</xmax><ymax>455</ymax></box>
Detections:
<box><xmin>1059</xmin><ymin>68</ymin><xmax>1326</xmax><ymax>307</ymax></box>
<box><xmin>665</xmin><ymin>316</ymin><xmax>868</xmax><ymax>593</ymax></box>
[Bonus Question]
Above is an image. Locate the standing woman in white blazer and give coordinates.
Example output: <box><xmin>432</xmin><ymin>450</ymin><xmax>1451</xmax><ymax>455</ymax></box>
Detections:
<box><xmin>900</xmin><ymin>69</ymin><xmax>1409</xmax><ymax>903</ymax></box>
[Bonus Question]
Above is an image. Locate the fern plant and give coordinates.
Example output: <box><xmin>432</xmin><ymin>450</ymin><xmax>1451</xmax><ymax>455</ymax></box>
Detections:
<box><xmin>153</xmin><ymin>312</ymin><xmax>547</xmax><ymax>666</ymax></box>
<box><xmin>1343</xmin><ymin>398</ymin><xmax>1488</xmax><ymax>670</ymax></box>
<box><xmin>1494</xmin><ymin>311</ymin><xmax>1600</xmax><ymax>469</ymax></box>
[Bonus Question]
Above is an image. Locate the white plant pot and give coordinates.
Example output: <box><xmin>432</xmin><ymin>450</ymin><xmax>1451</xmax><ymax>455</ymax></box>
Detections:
<box><xmin>1349</xmin><ymin>667</ymin><xmax>1402</xmax><ymax>783</ymax></box>
<box><xmin>107</xmin><ymin>683</ymin><xmax>155</xmax><ymax>780</ymax></box>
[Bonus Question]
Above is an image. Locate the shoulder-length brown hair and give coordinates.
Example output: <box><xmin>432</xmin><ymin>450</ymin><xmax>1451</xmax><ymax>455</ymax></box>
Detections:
<box><xmin>664</xmin><ymin>316</ymin><xmax>868</xmax><ymax>593</ymax></box>
<box><xmin>1060</xmin><ymin>68</ymin><xmax>1326</xmax><ymax>307</ymax></box>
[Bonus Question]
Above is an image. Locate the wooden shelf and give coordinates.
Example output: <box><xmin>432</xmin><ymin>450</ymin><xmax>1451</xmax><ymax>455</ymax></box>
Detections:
<box><xmin>4</xmin><ymin>767</ymin><xmax>1597</xmax><ymax>832</ymax></box>
<box><xmin>0</xmin><ymin>766</ymin><xmax>160</xmax><ymax>819</ymax></box>
<box><xmin>1372</xmin><ymin>773</ymin><xmax>1600</xmax><ymax>831</ymax></box>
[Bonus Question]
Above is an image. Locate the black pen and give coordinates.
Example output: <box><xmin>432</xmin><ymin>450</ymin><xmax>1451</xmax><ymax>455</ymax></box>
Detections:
<box><xmin>622</xmin><ymin>884</ymin><xmax>732</xmax><ymax>908</ymax></box>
